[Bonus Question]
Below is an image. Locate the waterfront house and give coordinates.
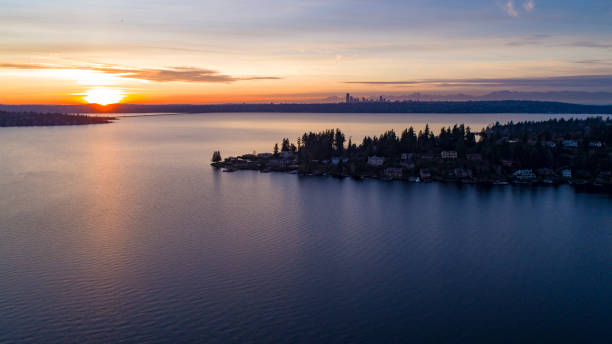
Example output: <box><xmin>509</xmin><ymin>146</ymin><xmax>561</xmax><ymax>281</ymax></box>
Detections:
<box><xmin>543</xmin><ymin>141</ymin><xmax>557</xmax><ymax>148</ymax></box>
<box><xmin>384</xmin><ymin>167</ymin><xmax>403</xmax><ymax>179</ymax></box>
<box><xmin>233</xmin><ymin>159</ymin><xmax>249</xmax><ymax>168</ymax></box>
<box><xmin>562</xmin><ymin>140</ymin><xmax>578</xmax><ymax>149</ymax></box>
<box><xmin>400</xmin><ymin>160</ymin><xmax>415</xmax><ymax>170</ymax></box>
<box><xmin>588</xmin><ymin>141</ymin><xmax>603</xmax><ymax>148</ymax></box>
<box><xmin>561</xmin><ymin>169</ymin><xmax>572</xmax><ymax>178</ymax></box>
<box><xmin>401</xmin><ymin>153</ymin><xmax>414</xmax><ymax>160</ymax></box>
<box><xmin>331</xmin><ymin>157</ymin><xmax>341</xmax><ymax>165</ymax></box>
<box><xmin>513</xmin><ymin>169</ymin><xmax>536</xmax><ymax>180</ymax></box>
<box><xmin>441</xmin><ymin>150</ymin><xmax>458</xmax><ymax>159</ymax></box>
<box><xmin>367</xmin><ymin>156</ymin><xmax>385</xmax><ymax>166</ymax></box>
<box><xmin>419</xmin><ymin>168</ymin><xmax>432</xmax><ymax>181</ymax></box>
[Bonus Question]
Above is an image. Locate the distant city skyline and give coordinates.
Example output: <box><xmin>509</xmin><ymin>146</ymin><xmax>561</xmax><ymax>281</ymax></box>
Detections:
<box><xmin>2</xmin><ymin>0</ymin><xmax>612</xmax><ymax>104</ymax></box>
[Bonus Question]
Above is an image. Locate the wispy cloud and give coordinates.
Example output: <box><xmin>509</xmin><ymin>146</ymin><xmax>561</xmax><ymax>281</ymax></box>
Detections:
<box><xmin>501</xmin><ymin>0</ymin><xmax>535</xmax><ymax>17</ymax></box>
<box><xmin>503</xmin><ymin>1</ymin><xmax>519</xmax><ymax>17</ymax></box>
<box><xmin>504</xmin><ymin>34</ymin><xmax>549</xmax><ymax>46</ymax></box>
<box><xmin>572</xmin><ymin>59</ymin><xmax>612</xmax><ymax>65</ymax></box>
<box><xmin>0</xmin><ymin>63</ymin><xmax>281</xmax><ymax>83</ymax></box>
<box><xmin>564</xmin><ymin>41</ymin><xmax>612</xmax><ymax>49</ymax></box>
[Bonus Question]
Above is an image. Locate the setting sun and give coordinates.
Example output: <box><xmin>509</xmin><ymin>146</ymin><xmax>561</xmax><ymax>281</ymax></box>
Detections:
<box><xmin>83</xmin><ymin>87</ymin><xmax>125</xmax><ymax>105</ymax></box>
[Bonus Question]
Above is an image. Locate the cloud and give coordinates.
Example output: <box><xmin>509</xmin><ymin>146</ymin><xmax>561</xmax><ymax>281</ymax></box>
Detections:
<box><xmin>344</xmin><ymin>75</ymin><xmax>612</xmax><ymax>89</ymax></box>
<box><xmin>500</xmin><ymin>0</ymin><xmax>534</xmax><ymax>17</ymax></box>
<box><xmin>572</xmin><ymin>59</ymin><xmax>612</xmax><ymax>65</ymax></box>
<box><xmin>0</xmin><ymin>63</ymin><xmax>281</xmax><ymax>83</ymax></box>
<box><xmin>503</xmin><ymin>1</ymin><xmax>519</xmax><ymax>17</ymax></box>
<box><xmin>504</xmin><ymin>34</ymin><xmax>549</xmax><ymax>46</ymax></box>
<box><xmin>564</xmin><ymin>41</ymin><xmax>612</xmax><ymax>49</ymax></box>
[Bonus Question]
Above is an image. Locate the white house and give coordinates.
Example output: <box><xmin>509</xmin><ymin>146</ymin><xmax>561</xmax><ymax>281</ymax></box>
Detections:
<box><xmin>441</xmin><ymin>150</ymin><xmax>458</xmax><ymax>159</ymax></box>
<box><xmin>367</xmin><ymin>156</ymin><xmax>385</xmax><ymax>166</ymax></box>
<box><xmin>588</xmin><ymin>141</ymin><xmax>603</xmax><ymax>148</ymax></box>
<box><xmin>513</xmin><ymin>169</ymin><xmax>536</xmax><ymax>180</ymax></box>
<box><xmin>561</xmin><ymin>169</ymin><xmax>572</xmax><ymax>178</ymax></box>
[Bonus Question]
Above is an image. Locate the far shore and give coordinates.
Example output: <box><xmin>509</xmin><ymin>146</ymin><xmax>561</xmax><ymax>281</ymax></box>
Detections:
<box><xmin>2</xmin><ymin>100</ymin><xmax>612</xmax><ymax>115</ymax></box>
<box><xmin>0</xmin><ymin>111</ymin><xmax>116</xmax><ymax>127</ymax></box>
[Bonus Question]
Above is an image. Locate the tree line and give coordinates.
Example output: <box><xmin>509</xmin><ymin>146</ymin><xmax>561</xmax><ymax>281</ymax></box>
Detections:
<box><xmin>274</xmin><ymin>117</ymin><xmax>612</xmax><ymax>171</ymax></box>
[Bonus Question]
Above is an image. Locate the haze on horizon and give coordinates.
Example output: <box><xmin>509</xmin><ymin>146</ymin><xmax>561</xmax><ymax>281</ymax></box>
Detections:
<box><xmin>2</xmin><ymin>0</ymin><xmax>612</xmax><ymax>105</ymax></box>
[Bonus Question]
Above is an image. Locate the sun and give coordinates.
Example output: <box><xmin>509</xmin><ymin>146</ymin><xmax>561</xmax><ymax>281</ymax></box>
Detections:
<box><xmin>83</xmin><ymin>87</ymin><xmax>126</xmax><ymax>105</ymax></box>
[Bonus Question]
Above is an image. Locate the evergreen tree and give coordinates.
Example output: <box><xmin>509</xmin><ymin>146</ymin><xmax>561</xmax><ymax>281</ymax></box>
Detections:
<box><xmin>211</xmin><ymin>150</ymin><xmax>222</xmax><ymax>162</ymax></box>
<box><xmin>281</xmin><ymin>138</ymin><xmax>291</xmax><ymax>151</ymax></box>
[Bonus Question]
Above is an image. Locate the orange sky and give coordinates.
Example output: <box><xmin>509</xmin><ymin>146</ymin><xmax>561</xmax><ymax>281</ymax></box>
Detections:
<box><xmin>2</xmin><ymin>1</ymin><xmax>612</xmax><ymax>105</ymax></box>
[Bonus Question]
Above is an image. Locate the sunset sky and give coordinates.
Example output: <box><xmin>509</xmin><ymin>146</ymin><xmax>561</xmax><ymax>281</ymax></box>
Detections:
<box><xmin>1</xmin><ymin>0</ymin><xmax>612</xmax><ymax>104</ymax></box>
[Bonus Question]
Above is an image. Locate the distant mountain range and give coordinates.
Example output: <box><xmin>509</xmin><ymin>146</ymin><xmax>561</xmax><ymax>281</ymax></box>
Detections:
<box><xmin>2</xmin><ymin>100</ymin><xmax>612</xmax><ymax>115</ymax></box>
<box><xmin>389</xmin><ymin>91</ymin><xmax>612</xmax><ymax>105</ymax></box>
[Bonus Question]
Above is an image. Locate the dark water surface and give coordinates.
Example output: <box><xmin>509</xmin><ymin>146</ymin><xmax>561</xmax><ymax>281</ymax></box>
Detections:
<box><xmin>1</xmin><ymin>113</ymin><xmax>611</xmax><ymax>342</ymax></box>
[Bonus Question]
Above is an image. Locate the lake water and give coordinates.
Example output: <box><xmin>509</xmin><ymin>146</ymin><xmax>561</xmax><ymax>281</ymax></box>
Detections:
<box><xmin>1</xmin><ymin>113</ymin><xmax>611</xmax><ymax>343</ymax></box>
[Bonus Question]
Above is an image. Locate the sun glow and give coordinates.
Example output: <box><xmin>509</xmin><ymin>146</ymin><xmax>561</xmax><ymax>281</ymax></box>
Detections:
<box><xmin>83</xmin><ymin>87</ymin><xmax>126</xmax><ymax>105</ymax></box>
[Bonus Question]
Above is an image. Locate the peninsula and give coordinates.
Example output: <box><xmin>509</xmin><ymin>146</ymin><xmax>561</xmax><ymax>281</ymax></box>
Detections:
<box><xmin>213</xmin><ymin>117</ymin><xmax>612</xmax><ymax>190</ymax></box>
<box><xmin>0</xmin><ymin>111</ymin><xmax>116</xmax><ymax>127</ymax></box>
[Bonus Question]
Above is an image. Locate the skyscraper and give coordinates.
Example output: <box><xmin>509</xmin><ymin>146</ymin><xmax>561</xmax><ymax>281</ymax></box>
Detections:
<box><xmin>346</xmin><ymin>93</ymin><xmax>350</xmax><ymax>104</ymax></box>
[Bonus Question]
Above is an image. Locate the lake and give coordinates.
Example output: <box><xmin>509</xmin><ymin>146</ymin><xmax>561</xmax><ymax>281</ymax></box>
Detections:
<box><xmin>1</xmin><ymin>113</ymin><xmax>611</xmax><ymax>342</ymax></box>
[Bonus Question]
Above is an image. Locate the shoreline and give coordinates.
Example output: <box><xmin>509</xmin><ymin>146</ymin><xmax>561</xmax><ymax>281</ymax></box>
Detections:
<box><xmin>211</xmin><ymin>163</ymin><xmax>612</xmax><ymax>192</ymax></box>
<box><xmin>0</xmin><ymin>111</ymin><xmax>116</xmax><ymax>127</ymax></box>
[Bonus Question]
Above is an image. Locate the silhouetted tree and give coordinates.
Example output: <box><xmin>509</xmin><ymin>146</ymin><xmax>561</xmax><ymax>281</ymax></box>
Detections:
<box><xmin>281</xmin><ymin>138</ymin><xmax>291</xmax><ymax>151</ymax></box>
<box><xmin>211</xmin><ymin>150</ymin><xmax>222</xmax><ymax>162</ymax></box>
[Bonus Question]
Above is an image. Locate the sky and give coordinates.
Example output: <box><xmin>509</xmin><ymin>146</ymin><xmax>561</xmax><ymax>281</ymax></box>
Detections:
<box><xmin>1</xmin><ymin>0</ymin><xmax>612</xmax><ymax>104</ymax></box>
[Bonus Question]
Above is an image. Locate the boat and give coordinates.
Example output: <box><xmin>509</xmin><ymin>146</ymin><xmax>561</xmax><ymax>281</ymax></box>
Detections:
<box><xmin>493</xmin><ymin>180</ymin><xmax>509</xmax><ymax>185</ymax></box>
<box><xmin>223</xmin><ymin>167</ymin><xmax>237</xmax><ymax>172</ymax></box>
<box><xmin>288</xmin><ymin>170</ymin><xmax>298</xmax><ymax>174</ymax></box>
